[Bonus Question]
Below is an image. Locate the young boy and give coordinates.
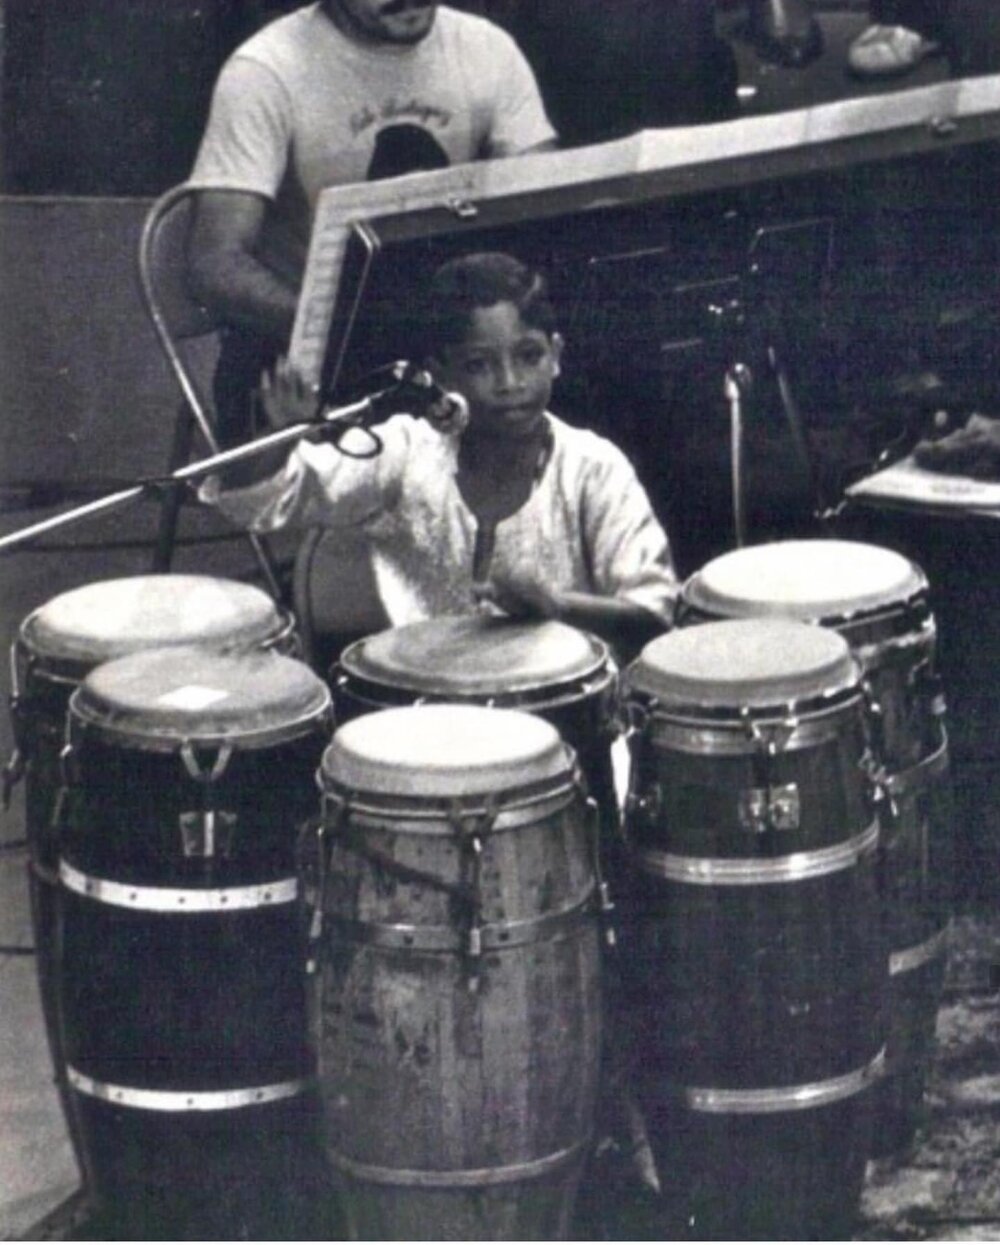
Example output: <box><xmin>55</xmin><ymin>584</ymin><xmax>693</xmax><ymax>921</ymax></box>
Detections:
<box><xmin>204</xmin><ymin>251</ymin><xmax>677</xmax><ymax>660</ymax></box>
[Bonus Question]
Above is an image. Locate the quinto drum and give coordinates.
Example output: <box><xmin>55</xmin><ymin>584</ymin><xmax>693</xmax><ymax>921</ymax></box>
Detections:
<box><xmin>681</xmin><ymin>538</ymin><xmax>951</xmax><ymax>1153</ymax></box>
<box><xmin>4</xmin><ymin>573</ymin><xmax>296</xmax><ymax>1174</ymax></box>
<box><xmin>310</xmin><ymin>704</ymin><xmax>604</xmax><ymax>1240</ymax></box>
<box><xmin>55</xmin><ymin>646</ymin><xmax>332</xmax><ymax>1238</ymax></box>
<box><xmin>621</xmin><ymin>619</ymin><xmax>885</xmax><ymax>1240</ymax></box>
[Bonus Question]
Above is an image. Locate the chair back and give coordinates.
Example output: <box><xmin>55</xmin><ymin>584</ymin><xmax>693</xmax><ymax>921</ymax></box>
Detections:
<box><xmin>139</xmin><ymin>184</ymin><xmax>218</xmax><ymax>343</ymax></box>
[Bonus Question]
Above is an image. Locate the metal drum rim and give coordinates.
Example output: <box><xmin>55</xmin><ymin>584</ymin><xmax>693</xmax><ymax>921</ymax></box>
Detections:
<box><xmin>67</xmin><ymin>687</ymin><xmax>333</xmax><ymax>754</ymax></box>
<box><xmin>337</xmin><ymin>618</ymin><xmax>612</xmax><ymax>700</ymax></box>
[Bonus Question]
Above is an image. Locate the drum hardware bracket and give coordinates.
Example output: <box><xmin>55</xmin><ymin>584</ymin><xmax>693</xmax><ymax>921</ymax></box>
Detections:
<box><xmin>179</xmin><ymin>741</ymin><xmax>236</xmax><ymax>858</ymax></box>
<box><xmin>2</xmin><ymin>746</ymin><xmax>24</xmax><ymax>809</ymax></box>
<box><xmin>450</xmin><ymin>795</ymin><xmax>498</xmax><ymax>992</ymax></box>
<box><xmin>179</xmin><ymin>809</ymin><xmax>237</xmax><ymax>860</ymax></box>
<box><xmin>740</xmin><ymin>707</ymin><xmax>799</xmax><ymax>756</ymax></box>
<box><xmin>738</xmin><ymin>783</ymin><xmax>801</xmax><ymax>835</ymax></box>
<box><xmin>584</xmin><ymin>795</ymin><xmax>617</xmax><ymax>948</ymax></box>
<box><xmin>858</xmin><ymin>747</ymin><xmax>896</xmax><ymax>819</ymax></box>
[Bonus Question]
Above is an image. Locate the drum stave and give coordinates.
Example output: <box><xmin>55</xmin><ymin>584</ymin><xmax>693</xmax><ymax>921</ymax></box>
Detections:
<box><xmin>311</xmin><ymin>704</ymin><xmax>604</xmax><ymax>1241</ymax></box>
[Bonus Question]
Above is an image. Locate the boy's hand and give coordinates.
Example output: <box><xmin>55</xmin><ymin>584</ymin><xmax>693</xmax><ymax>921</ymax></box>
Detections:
<box><xmin>259</xmin><ymin>357</ymin><xmax>321</xmax><ymax>431</ymax></box>
<box><xmin>473</xmin><ymin>573</ymin><xmax>560</xmax><ymax>621</ymax></box>
<box><xmin>914</xmin><ymin>414</ymin><xmax>1000</xmax><ymax>480</ymax></box>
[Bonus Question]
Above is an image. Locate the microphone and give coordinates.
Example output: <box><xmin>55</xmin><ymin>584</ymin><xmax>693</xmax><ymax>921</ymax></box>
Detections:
<box><xmin>383</xmin><ymin>361</ymin><xmax>470</xmax><ymax>434</ymax></box>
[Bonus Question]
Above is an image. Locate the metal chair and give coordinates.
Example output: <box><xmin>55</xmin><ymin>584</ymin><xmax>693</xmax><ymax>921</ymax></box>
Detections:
<box><xmin>137</xmin><ymin>183</ymin><xmax>281</xmax><ymax>597</ymax></box>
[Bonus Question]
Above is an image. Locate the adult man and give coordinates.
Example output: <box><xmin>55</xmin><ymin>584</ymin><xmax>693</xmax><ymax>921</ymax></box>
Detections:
<box><xmin>187</xmin><ymin>0</ymin><xmax>556</xmax><ymax>443</ymax></box>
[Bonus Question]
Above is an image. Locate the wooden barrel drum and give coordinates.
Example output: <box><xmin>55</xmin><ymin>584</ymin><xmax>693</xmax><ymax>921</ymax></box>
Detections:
<box><xmin>682</xmin><ymin>539</ymin><xmax>951</xmax><ymax>1154</ymax></box>
<box><xmin>55</xmin><ymin>646</ymin><xmax>331</xmax><ymax>1238</ymax></box>
<box><xmin>311</xmin><ymin>703</ymin><xmax>604</xmax><ymax>1240</ymax></box>
<box><xmin>620</xmin><ymin>619</ymin><xmax>886</xmax><ymax>1240</ymax></box>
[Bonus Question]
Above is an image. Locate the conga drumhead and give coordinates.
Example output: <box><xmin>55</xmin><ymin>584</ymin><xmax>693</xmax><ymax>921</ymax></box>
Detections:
<box><xmin>628</xmin><ymin>618</ymin><xmax>858</xmax><ymax>710</ymax></box>
<box><xmin>322</xmin><ymin>704</ymin><xmax>570</xmax><ymax>798</ymax></box>
<box><xmin>20</xmin><ymin>575</ymin><xmax>286</xmax><ymax>669</ymax></box>
<box><xmin>71</xmin><ymin>647</ymin><xmax>330</xmax><ymax>749</ymax></box>
<box><xmin>339</xmin><ymin>617</ymin><xmax>608</xmax><ymax>698</ymax></box>
<box><xmin>684</xmin><ymin>540</ymin><xmax>927</xmax><ymax>622</ymax></box>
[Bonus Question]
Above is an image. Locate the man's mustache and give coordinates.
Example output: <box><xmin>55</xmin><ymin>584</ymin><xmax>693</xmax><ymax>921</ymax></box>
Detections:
<box><xmin>380</xmin><ymin>0</ymin><xmax>434</xmax><ymax>15</ymax></box>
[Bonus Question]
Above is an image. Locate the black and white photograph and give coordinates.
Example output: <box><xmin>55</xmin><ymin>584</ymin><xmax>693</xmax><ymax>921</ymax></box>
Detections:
<box><xmin>2</xmin><ymin>1</ymin><xmax>1000</xmax><ymax>1239</ymax></box>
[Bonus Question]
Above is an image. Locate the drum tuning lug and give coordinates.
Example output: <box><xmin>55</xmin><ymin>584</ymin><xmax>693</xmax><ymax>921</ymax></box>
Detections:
<box><xmin>598</xmin><ymin>880</ymin><xmax>615</xmax><ymax>917</ymax></box>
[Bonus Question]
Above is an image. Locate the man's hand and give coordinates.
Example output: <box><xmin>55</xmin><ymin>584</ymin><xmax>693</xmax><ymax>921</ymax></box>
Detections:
<box><xmin>259</xmin><ymin>358</ymin><xmax>321</xmax><ymax>431</ymax></box>
<box><xmin>914</xmin><ymin>413</ymin><xmax>1000</xmax><ymax>480</ymax></box>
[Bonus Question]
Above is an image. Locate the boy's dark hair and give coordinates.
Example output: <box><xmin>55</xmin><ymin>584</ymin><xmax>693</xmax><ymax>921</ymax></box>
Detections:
<box><xmin>424</xmin><ymin>252</ymin><xmax>557</xmax><ymax>353</ymax></box>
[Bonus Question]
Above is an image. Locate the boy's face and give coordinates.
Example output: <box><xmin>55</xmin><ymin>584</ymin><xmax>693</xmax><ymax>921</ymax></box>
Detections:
<box><xmin>432</xmin><ymin>302</ymin><xmax>562</xmax><ymax>440</ymax></box>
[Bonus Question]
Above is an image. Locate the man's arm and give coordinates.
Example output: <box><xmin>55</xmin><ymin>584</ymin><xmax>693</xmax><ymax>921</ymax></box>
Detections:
<box><xmin>187</xmin><ymin>189</ymin><xmax>298</xmax><ymax>342</ymax></box>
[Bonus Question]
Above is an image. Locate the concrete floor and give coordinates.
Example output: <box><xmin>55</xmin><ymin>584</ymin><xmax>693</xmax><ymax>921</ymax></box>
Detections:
<box><xmin>2</xmin><ymin>5</ymin><xmax>999</xmax><ymax>1241</ymax></box>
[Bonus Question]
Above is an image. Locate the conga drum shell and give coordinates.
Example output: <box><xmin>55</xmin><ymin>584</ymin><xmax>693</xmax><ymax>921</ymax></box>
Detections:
<box><xmin>314</xmin><ymin>705</ymin><xmax>603</xmax><ymax>1241</ymax></box>
<box><xmin>9</xmin><ymin>574</ymin><xmax>299</xmax><ymax>1199</ymax></box>
<box><xmin>680</xmin><ymin>540</ymin><xmax>952</xmax><ymax>1156</ymax></box>
<box><xmin>621</xmin><ymin>620</ymin><xmax>885</xmax><ymax>1240</ymax></box>
<box><xmin>57</xmin><ymin>647</ymin><xmax>333</xmax><ymax>1237</ymax></box>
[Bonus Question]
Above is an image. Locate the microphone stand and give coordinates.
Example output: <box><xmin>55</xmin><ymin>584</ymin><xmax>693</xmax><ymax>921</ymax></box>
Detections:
<box><xmin>0</xmin><ymin>392</ymin><xmax>383</xmax><ymax>559</ymax></box>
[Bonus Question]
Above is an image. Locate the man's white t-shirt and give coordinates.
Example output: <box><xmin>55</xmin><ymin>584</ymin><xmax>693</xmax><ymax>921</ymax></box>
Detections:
<box><xmin>190</xmin><ymin>3</ymin><xmax>555</xmax><ymax>280</ymax></box>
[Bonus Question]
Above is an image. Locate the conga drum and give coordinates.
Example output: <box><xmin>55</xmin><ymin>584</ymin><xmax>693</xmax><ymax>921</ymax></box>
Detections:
<box><xmin>5</xmin><ymin>573</ymin><xmax>296</xmax><ymax>1170</ymax></box>
<box><xmin>333</xmin><ymin>616</ymin><xmax>615</xmax><ymax>795</ymax></box>
<box><xmin>620</xmin><ymin>619</ymin><xmax>886</xmax><ymax>1241</ymax></box>
<box><xmin>311</xmin><ymin>704</ymin><xmax>604</xmax><ymax>1240</ymax></box>
<box><xmin>681</xmin><ymin>539</ymin><xmax>951</xmax><ymax>1153</ymax></box>
<box><xmin>56</xmin><ymin>647</ymin><xmax>332</xmax><ymax>1238</ymax></box>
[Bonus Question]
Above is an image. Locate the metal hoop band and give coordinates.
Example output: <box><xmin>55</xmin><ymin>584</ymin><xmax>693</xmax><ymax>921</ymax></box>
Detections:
<box><xmin>59</xmin><ymin>859</ymin><xmax>297</xmax><ymax>912</ymax></box>
<box><xmin>66</xmin><ymin>1066</ymin><xmax>306</xmax><ymax>1112</ymax></box>
<box><xmin>680</xmin><ymin>1047</ymin><xmax>886</xmax><ymax>1115</ymax></box>
<box><xmin>634</xmin><ymin>820</ymin><xmax>879</xmax><ymax>886</ymax></box>
<box><xmin>327</xmin><ymin>1138</ymin><xmax>588</xmax><ymax>1188</ymax></box>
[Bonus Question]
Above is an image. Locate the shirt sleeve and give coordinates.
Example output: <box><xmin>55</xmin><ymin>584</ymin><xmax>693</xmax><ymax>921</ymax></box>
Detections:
<box><xmin>480</xmin><ymin>27</ymin><xmax>556</xmax><ymax>156</ymax></box>
<box><xmin>199</xmin><ymin>417</ymin><xmax>420</xmax><ymax>534</ymax></box>
<box><xmin>187</xmin><ymin>56</ymin><xmax>293</xmax><ymax>196</ymax></box>
<box><xmin>579</xmin><ymin>440</ymin><xmax>679</xmax><ymax>624</ymax></box>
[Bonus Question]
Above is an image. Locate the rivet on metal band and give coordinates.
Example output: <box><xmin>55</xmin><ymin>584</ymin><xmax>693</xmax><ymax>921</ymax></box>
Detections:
<box><xmin>66</xmin><ymin>1066</ymin><xmax>306</xmax><ymax>1112</ymax></box>
<box><xmin>890</xmin><ymin>925</ymin><xmax>950</xmax><ymax>977</ymax></box>
<box><xmin>636</xmin><ymin>820</ymin><xmax>879</xmax><ymax>886</ymax></box>
<box><xmin>326</xmin><ymin>1138</ymin><xmax>588</xmax><ymax>1188</ymax></box>
<box><xmin>680</xmin><ymin>1047</ymin><xmax>886</xmax><ymax>1115</ymax></box>
<box><xmin>58</xmin><ymin>859</ymin><xmax>298</xmax><ymax>912</ymax></box>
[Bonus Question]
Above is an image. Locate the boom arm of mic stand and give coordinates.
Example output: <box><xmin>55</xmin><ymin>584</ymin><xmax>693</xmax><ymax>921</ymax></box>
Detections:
<box><xmin>0</xmin><ymin>394</ymin><xmax>378</xmax><ymax>558</ymax></box>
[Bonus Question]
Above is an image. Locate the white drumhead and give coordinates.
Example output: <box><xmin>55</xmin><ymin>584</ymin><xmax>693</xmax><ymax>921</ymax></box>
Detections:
<box><xmin>684</xmin><ymin>540</ymin><xmax>926</xmax><ymax>622</ymax></box>
<box><xmin>627</xmin><ymin>619</ymin><xmax>858</xmax><ymax>709</ymax></box>
<box><xmin>21</xmin><ymin>575</ymin><xmax>285</xmax><ymax>667</ymax></box>
<box><xmin>72</xmin><ymin>647</ymin><xmax>330</xmax><ymax>744</ymax></box>
<box><xmin>322</xmin><ymin>704</ymin><xmax>571</xmax><ymax>798</ymax></box>
<box><xmin>340</xmin><ymin>617</ymin><xmax>607</xmax><ymax>697</ymax></box>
